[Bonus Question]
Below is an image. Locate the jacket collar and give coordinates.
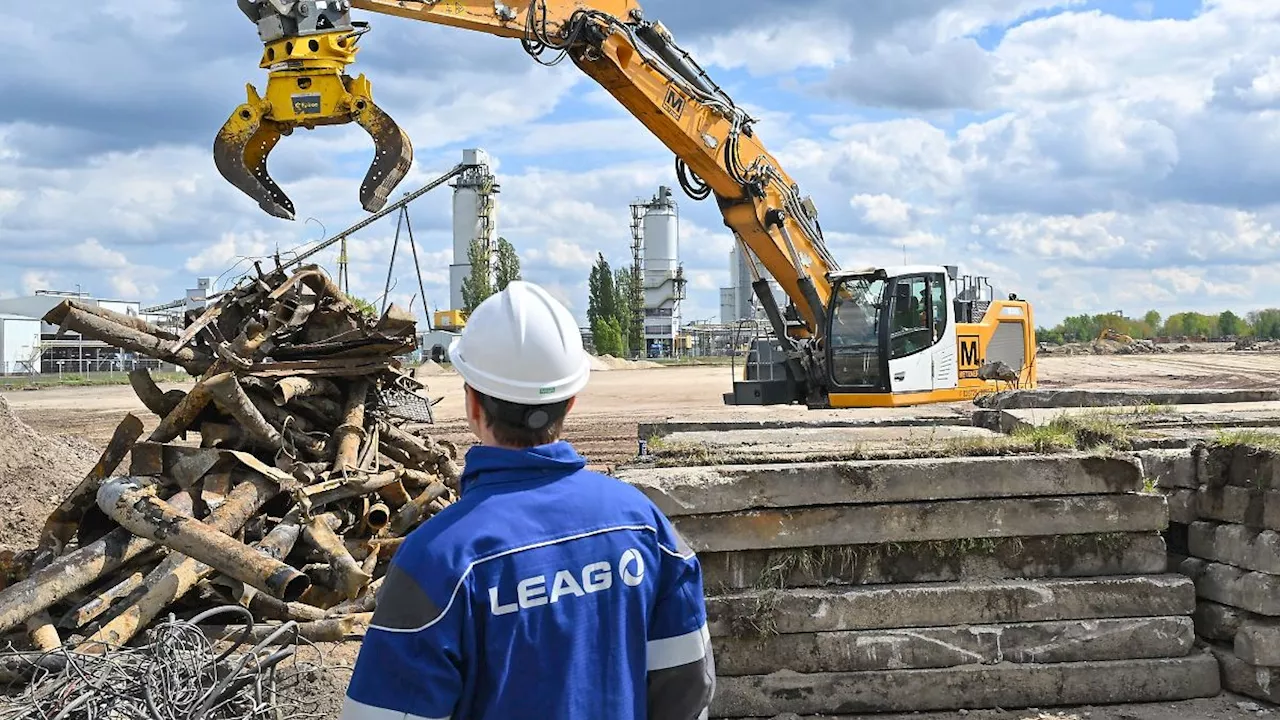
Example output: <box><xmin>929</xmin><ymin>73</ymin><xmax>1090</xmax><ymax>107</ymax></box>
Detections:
<box><xmin>458</xmin><ymin>441</ymin><xmax>587</xmax><ymax>494</ymax></box>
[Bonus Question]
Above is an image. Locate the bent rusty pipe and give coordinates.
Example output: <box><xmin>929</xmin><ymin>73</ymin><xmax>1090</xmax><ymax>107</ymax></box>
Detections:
<box><xmin>128</xmin><ymin>369</ymin><xmax>186</xmax><ymax>418</ymax></box>
<box><xmin>302</xmin><ymin>512</ymin><xmax>370</xmax><ymax>600</ymax></box>
<box><xmin>0</xmin><ymin>488</ymin><xmax>190</xmax><ymax>634</ymax></box>
<box><xmin>96</xmin><ymin>476</ymin><xmax>309</xmax><ymax>602</ymax></box>
<box><xmin>273</xmin><ymin>376</ymin><xmax>341</xmax><ymax>406</ymax></box>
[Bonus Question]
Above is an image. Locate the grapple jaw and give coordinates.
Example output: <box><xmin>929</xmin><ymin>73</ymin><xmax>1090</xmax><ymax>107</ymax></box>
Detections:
<box><xmin>213</xmin><ymin>29</ymin><xmax>413</xmax><ymax>220</ymax></box>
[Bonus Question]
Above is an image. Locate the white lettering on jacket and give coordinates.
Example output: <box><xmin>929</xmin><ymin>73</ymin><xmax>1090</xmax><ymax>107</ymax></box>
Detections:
<box><xmin>488</xmin><ymin>548</ymin><xmax>645</xmax><ymax>616</ymax></box>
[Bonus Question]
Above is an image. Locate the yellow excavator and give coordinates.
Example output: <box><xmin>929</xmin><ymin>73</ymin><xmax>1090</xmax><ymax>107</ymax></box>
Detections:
<box><xmin>214</xmin><ymin>0</ymin><xmax>1037</xmax><ymax>409</ymax></box>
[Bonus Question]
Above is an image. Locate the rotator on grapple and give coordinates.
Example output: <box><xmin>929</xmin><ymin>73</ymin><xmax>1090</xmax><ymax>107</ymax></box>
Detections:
<box><xmin>216</xmin><ymin>0</ymin><xmax>413</xmax><ymax>220</ymax></box>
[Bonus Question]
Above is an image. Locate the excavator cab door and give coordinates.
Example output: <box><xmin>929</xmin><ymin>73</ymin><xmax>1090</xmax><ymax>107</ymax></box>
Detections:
<box><xmin>825</xmin><ymin>270</ymin><xmax>958</xmax><ymax>400</ymax></box>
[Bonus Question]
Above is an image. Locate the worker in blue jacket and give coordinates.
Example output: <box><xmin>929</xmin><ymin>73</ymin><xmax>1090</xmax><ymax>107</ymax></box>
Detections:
<box><xmin>341</xmin><ymin>280</ymin><xmax>715</xmax><ymax>720</ymax></box>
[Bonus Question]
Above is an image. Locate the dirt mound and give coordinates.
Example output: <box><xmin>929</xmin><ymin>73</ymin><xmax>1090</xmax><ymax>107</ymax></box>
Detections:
<box><xmin>413</xmin><ymin>360</ymin><xmax>452</xmax><ymax>377</ymax></box>
<box><xmin>590</xmin><ymin>354</ymin><xmax>662</xmax><ymax>371</ymax></box>
<box><xmin>0</xmin><ymin>396</ymin><xmax>100</xmax><ymax>553</ymax></box>
<box><xmin>1039</xmin><ymin>339</ymin><xmax>1168</xmax><ymax>356</ymax></box>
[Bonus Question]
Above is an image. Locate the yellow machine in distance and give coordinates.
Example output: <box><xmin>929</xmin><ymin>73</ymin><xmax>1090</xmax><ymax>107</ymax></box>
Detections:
<box><xmin>433</xmin><ymin>310</ymin><xmax>467</xmax><ymax>333</ymax></box>
<box><xmin>216</xmin><ymin>0</ymin><xmax>1037</xmax><ymax>409</ymax></box>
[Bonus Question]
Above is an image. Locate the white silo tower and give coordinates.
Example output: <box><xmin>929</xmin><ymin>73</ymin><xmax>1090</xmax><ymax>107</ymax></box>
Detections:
<box><xmin>639</xmin><ymin>186</ymin><xmax>685</xmax><ymax>358</ymax></box>
<box><xmin>448</xmin><ymin>149</ymin><xmax>499</xmax><ymax>318</ymax></box>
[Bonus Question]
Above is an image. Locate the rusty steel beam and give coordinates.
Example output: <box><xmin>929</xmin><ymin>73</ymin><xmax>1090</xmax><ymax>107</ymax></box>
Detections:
<box><xmin>0</xmin><ymin>488</ymin><xmax>190</xmax><ymax>634</ymax></box>
<box><xmin>38</xmin><ymin>413</ymin><xmax>144</xmax><ymax>556</ymax></box>
<box><xmin>273</xmin><ymin>376</ymin><xmax>341</xmax><ymax>406</ymax></box>
<box><xmin>333</xmin><ymin>378</ymin><xmax>370</xmax><ymax>472</ymax></box>
<box><xmin>302</xmin><ymin>513</ymin><xmax>370</xmax><ymax>600</ymax></box>
<box><xmin>97</xmin><ymin>476</ymin><xmax>309</xmax><ymax>602</ymax></box>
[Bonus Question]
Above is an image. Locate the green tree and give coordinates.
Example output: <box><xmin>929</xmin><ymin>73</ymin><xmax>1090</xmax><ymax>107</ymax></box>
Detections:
<box><xmin>587</xmin><ymin>254</ymin><xmax>620</xmax><ymax>355</ymax></box>
<box><xmin>1250</xmin><ymin>309</ymin><xmax>1280</xmax><ymax>339</ymax></box>
<box><xmin>1218</xmin><ymin>310</ymin><xmax>1248</xmax><ymax>337</ymax></box>
<box><xmin>347</xmin><ymin>295</ymin><xmax>377</xmax><ymax>318</ymax></box>
<box><xmin>1143</xmin><ymin>310</ymin><xmax>1162</xmax><ymax>333</ymax></box>
<box><xmin>494</xmin><ymin>237</ymin><xmax>522</xmax><ymax>292</ymax></box>
<box><xmin>613</xmin><ymin>266</ymin><xmax>641</xmax><ymax>357</ymax></box>
<box><xmin>461</xmin><ymin>238</ymin><xmax>493</xmax><ymax>314</ymax></box>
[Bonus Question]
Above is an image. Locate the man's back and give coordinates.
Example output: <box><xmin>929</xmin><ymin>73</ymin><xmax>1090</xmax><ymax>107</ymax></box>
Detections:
<box><xmin>342</xmin><ymin>441</ymin><xmax>714</xmax><ymax>720</ymax></box>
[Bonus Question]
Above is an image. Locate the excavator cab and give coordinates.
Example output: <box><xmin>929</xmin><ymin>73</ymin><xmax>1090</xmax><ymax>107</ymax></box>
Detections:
<box><xmin>821</xmin><ymin>266</ymin><xmax>1037</xmax><ymax>407</ymax></box>
<box><xmin>215</xmin><ymin>0</ymin><xmax>413</xmax><ymax>220</ymax></box>
<box><xmin>728</xmin><ymin>265</ymin><xmax>1038</xmax><ymax>408</ymax></box>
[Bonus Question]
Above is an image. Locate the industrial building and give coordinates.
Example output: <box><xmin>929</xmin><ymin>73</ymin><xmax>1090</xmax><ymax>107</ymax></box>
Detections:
<box><xmin>0</xmin><ymin>279</ymin><xmax>214</xmax><ymax>376</ymax></box>
<box><xmin>720</xmin><ymin>241</ymin><xmax>784</xmax><ymax>325</ymax></box>
<box><xmin>419</xmin><ymin>148</ymin><xmax>500</xmax><ymax>363</ymax></box>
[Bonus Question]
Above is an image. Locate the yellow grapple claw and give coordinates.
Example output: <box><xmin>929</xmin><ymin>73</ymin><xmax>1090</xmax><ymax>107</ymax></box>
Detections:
<box><xmin>214</xmin><ymin>29</ymin><xmax>413</xmax><ymax>220</ymax></box>
<box><xmin>214</xmin><ymin>84</ymin><xmax>295</xmax><ymax>220</ymax></box>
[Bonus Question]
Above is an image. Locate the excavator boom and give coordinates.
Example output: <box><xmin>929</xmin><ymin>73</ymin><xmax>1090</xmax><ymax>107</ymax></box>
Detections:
<box><xmin>218</xmin><ymin>0</ymin><xmax>837</xmax><ymax>343</ymax></box>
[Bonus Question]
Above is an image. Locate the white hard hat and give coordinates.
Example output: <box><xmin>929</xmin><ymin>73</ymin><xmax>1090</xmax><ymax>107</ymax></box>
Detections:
<box><xmin>447</xmin><ymin>280</ymin><xmax>591</xmax><ymax>405</ymax></box>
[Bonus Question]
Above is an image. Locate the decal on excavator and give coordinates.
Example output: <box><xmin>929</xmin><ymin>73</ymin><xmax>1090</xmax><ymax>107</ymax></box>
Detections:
<box><xmin>958</xmin><ymin>335</ymin><xmax>982</xmax><ymax>379</ymax></box>
<box><xmin>663</xmin><ymin>87</ymin><xmax>686</xmax><ymax>120</ymax></box>
<box><xmin>292</xmin><ymin>94</ymin><xmax>322</xmax><ymax>115</ymax></box>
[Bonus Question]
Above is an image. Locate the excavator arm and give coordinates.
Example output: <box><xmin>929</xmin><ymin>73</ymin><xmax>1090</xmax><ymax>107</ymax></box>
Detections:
<box><xmin>217</xmin><ymin>0</ymin><xmax>839</xmax><ymax>353</ymax></box>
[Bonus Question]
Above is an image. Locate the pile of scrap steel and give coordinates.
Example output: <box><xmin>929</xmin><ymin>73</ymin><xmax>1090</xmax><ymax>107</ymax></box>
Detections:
<box><xmin>0</xmin><ymin>264</ymin><xmax>458</xmax><ymax>661</ymax></box>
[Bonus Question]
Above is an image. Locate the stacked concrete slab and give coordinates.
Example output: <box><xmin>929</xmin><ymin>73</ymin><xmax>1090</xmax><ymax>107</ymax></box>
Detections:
<box><xmin>1154</xmin><ymin>443</ymin><xmax>1280</xmax><ymax>704</ymax></box>
<box><xmin>617</xmin><ymin>448</ymin><xmax>1219</xmax><ymax>717</ymax></box>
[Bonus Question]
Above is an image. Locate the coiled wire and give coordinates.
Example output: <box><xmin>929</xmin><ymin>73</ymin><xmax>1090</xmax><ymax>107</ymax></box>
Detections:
<box><xmin>0</xmin><ymin>607</ymin><xmax>333</xmax><ymax>720</ymax></box>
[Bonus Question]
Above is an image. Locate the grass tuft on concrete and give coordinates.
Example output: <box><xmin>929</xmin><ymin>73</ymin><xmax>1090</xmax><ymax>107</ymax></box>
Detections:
<box><xmin>1209</xmin><ymin>429</ymin><xmax>1280</xmax><ymax>453</ymax></box>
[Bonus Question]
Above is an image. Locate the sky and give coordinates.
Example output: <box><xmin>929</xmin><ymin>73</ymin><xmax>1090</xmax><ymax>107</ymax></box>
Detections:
<box><xmin>2</xmin><ymin>0</ymin><xmax>1279</xmax><ymax>329</ymax></box>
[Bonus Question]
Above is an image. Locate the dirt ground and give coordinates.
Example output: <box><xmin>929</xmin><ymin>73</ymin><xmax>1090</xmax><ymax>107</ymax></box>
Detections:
<box><xmin>3</xmin><ymin>350</ymin><xmax>1280</xmax><ymax>718</ymax></box>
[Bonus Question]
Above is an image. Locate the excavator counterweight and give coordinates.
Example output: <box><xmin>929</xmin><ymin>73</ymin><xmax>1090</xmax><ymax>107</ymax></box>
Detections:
<box><xmin>216</xmin><ymin>3</ymin><xmax>412</xmax><ymax>219</ymax></box>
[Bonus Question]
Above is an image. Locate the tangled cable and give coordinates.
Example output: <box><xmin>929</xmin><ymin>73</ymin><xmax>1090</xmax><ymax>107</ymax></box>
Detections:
<box><xmin>0</xmin><ymin>606</ymin><xmax>334</xmax><ymax>720</ymax></box>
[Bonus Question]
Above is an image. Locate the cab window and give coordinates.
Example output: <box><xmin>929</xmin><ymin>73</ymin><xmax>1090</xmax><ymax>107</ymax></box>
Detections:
<box><xmin>930</xmin><ymin>275</ymin><xmax>947</xmax><ymax>341</ymax></box>
<box><xmin>889</xmin><ymin>276</ymin><xmax>931</xmax><ymax>359</ymax></box>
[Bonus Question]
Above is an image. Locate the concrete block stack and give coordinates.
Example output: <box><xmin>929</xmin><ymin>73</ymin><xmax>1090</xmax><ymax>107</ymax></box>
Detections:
<box><xmin>618</xmin><ymin>452</ymin><xmax>1220</xmax><ymax>717</ymax></box>
<box><xmin>1152</xmin><ymin>443</ymin><xmax>1280</xmax><ymax>704</ymax></box>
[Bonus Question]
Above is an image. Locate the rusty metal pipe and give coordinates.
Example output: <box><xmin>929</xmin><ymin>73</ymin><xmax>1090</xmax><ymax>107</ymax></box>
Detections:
<box><xmin>59</xmin><ymin>570</ymin><xmax>148</xmax><ymax>630</ymax></box>
<box><xmin>364</xmin><ymin>502</ymin><xmax>391</xmax><ymax>535</ymax></box>
<box><xmin>26</xmin><ymin>612</ymin><xmax>60</xmax><ymax>651</ymax></box>
<box><xmin>0</xmin><ymin>489</ymin><xmax>191</xmax><ymax>634</ymax></box>
<box><xmin>45</xmin><ymin>299</ymin><xmax>178</xmax><ymax>340</ymax></box>
<box><xmin>273</xmin><ymin>376</ymin><xmax>341</xmax><ymax>406</ymax></box>
<box><xmin>128</xmin><ymin>369</ymin><xmax>186</xmax><ymax>417</ymax></box>
<box><xmin>325</xmin><ymin>577</ymin><xmax>384</xmax><ymax>617</ymax></box>
<box><xmin>333</xmin><ymin>378</ymin><xmax>370</xmax><ymax>472</ymax></box>
<box><xmin>38</xmin><ymin>413</ymin><xmax>144</xmax><ymax>556</ymax></box>
<box><xmin>96</xmin><ymin>476</ymin><xmax>309</xmax><ymax>602</ymax></box>
<box><xmin>375</xmin><ymin>480</ymin><xmax>411</xmax><ymax>510</ymax></box>
<box><xmin>49</xmin><ymin>306</ymin><xmax>209</xmax><ymax>374</ymax></box>
<box><xmin>302</xmin><ymin>513</ymin><xmax>370</xmax><ymax>600</ymax></box>
<box><xmin>304</xmin><ymin>470</ymin><xmax>401</xmax><ymax>507</ymax></box>
<box><xmin>201</xmin><ymin>613</ymin><xmax>371</xmax><ymax>644</ymax></box>
<box><xmin>203</xmin><ymin>373</ymin><xmax>282</xmax><ymax>450</ymax></box>
<box><xmin>390</xmin><ymin>481</ymin><xmax>451</xmax><ymax>535</ymax></box>
<box><xmin>150</xmin><ymin>377</ymin><xmax>216</xmax><ymax>443</ymax></box>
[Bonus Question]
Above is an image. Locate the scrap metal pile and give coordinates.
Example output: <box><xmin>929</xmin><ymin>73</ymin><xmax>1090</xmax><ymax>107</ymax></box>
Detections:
<box><xmin>0</xmin><ymin>264</ymin><xmax>458</xmax><ymax>661</ymax></box>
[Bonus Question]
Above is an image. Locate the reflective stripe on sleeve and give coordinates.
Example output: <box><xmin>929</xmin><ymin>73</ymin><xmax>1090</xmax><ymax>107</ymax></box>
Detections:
<box><xmin>646</xmin><ymin>623</ymin><xmax>710</xmax><ymax>671</ymax></box>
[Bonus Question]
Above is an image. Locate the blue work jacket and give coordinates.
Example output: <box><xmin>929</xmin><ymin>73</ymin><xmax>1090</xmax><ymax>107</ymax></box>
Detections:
<box><xmin>341</xmin><ymin>441</ymin><xmax>715</xmax><ymax>720</ymax></box>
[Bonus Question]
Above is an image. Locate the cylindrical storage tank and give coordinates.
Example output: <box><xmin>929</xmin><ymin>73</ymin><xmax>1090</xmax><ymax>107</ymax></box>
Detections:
<box><xmin>450</xmin><ymin>186</ymin><xmax>481</xmax><ymax>312</ymax></box>
<box><xmin>642</xmin><ymin>197</ymin><xmax>679</xmax><ymax>279</ymax></box>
